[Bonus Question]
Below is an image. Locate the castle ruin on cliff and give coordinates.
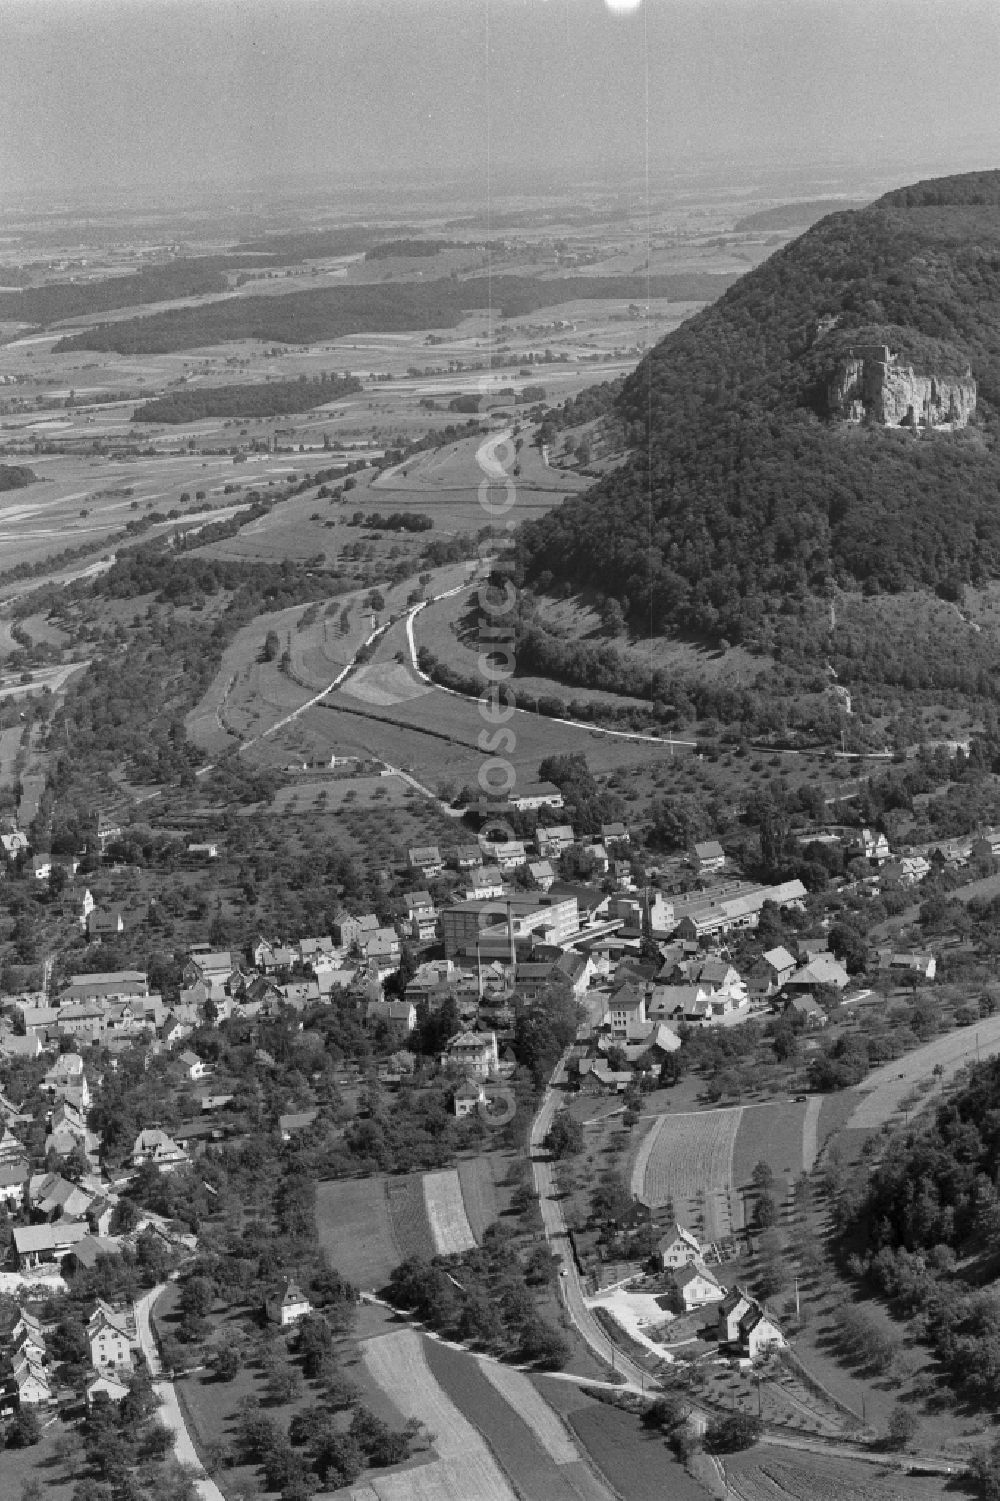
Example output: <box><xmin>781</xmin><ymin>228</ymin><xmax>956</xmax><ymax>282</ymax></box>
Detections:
<box><xmin>827</xmin><ymin>344</ymin><xmax>976</xmax><ymax>428</ymax></box>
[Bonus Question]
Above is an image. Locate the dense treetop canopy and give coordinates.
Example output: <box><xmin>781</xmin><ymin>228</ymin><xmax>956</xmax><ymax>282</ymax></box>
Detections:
<box><xmin>519</xmin><ymin>170</ymin><xmax>1000</xmax><ymax>645</ymax></box>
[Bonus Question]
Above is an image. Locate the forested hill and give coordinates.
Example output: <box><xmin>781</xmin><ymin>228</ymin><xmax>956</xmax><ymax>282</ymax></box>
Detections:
<box><xmin>518</xmin><ymin>169</ymin><xmax>1000</xmax><ymax>647</ymax></box>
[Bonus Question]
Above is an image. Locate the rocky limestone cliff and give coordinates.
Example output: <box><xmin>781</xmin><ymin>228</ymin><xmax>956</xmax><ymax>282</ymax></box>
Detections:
<box><xmin>827</xmin><ymin>344</ymin><xmax>976</xmax><ymax>427</ymax></box>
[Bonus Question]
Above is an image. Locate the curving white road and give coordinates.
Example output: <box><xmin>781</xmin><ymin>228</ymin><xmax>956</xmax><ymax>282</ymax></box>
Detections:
<box><xmin>135</xmin><ymin>1285</ymin><xmax>224</xmax><ymax>1501</ymax></box>
<box><xmin>529</xmin><ymin>1051</ymin><xmax>657</xmax><ymax>1392</ymax></box>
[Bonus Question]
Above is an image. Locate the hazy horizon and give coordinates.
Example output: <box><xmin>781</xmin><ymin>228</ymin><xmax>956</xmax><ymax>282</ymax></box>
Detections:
<box><xmin>2</xmin><ymin>0</ymin><xmax>999</xmax><ymax>208</ymax></box>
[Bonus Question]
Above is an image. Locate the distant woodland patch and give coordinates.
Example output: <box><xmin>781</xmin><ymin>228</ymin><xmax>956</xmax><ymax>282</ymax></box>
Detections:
<box><xmin>131</xmin><ymin>372</ymin><xmax>362</xmax><ymax>424</ymax></box>
<box><xmin>365</xmin><ymin>238</ymin><xmax>468</xmax><ymax>260</ymax></box>
<box><xmin>733</xmin><ymin>199</ymin><xmax>870</xmax><ymax>232</ymax></box>
<box><xmin>0</xmin><ymin>464</ymin><xmax>36</xmax><ymax>491</ymax></box>
<box><xmin>0</xmin><ymin>258</ymin><xmax>245</xmax><ymax>326</ymax></box>
<box><xmin>52</xmin><ymin>272</ymin><xmax>737</xmax><ymax>355</ymax></box>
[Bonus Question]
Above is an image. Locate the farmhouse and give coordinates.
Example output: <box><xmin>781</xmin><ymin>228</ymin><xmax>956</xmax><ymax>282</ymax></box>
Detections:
<box><xmin>885</xmin><ymin>950</ymin><xmax>937</xmax><ymax>980</ymax></box>
<box><xmin>718</xmin><ymin>1286</ymin><xmax>785</xmax><ymax>1357</ymax></box>
<box><xmin>784</xmin><ymin>954</ymin><xmax>849</xmax><ymax>991</ymax></box>
<box><xmin>14</xmin><ymin>1220</ymin><xmax>88</xmax><ymax>1267</ymax></box>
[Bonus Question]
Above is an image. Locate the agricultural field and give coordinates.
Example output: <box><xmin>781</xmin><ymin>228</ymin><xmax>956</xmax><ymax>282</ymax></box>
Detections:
<box><xmin>316</xmin><ymin>1178</ymin><xmax>401</xmax><ymax>1289</ymax></box>
<box><xmin>731</xmin><ymin>1100</ymin><xmax>808</xmax><ymax>1211</ymax></box>
<box><xmin>423</xmin><ymin>1168</ymin><xmax>478</xmax><ymax>1255</ymax></box>
<box><xmin>360</xmin><ymin>1329</ymin><xmax>517</xmax><ymax>1501</ymax></box>
<box><xmin>385</xmin><ymin>1173</ymin><xmax>438</xmax><ymax>1262</ymax></box>
<box><xmin>724</xmin><ymin>1446</ymin><xmax>950</xmax><ymax>1501</ymax></box>
<box><xmin>537</xmin><ymin>1378</ymin><xmax>709</xmax><ymax>1501</ymax></box>
<box><xmin>290</xmin><ymin>680</ymin><xmax>670</xmax><ymax>797</ymax></box>
<box><xmin>632</xmin><ymin>1107</ymin><xmax>743</xmax><ymax>1240</ymax></box>
<box><xmin>456</xmin><ymin>1154</ymin><xmax>500</xmax><ymax>1242</ymax></box>
<box><xmin>424</xmin><ymin>1337</ymin><xmax>614</xmax><ymax>1501</ymax></box>
<box><xmin>847</xmin><ymin>1011</ymin><xmax>1000</xmax><ymax>1130</ymax></box>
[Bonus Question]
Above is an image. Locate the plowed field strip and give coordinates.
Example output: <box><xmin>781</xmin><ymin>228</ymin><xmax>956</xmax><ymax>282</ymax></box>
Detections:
<box><xmin>423</xmin><ymin>1168</ymin><xmax>477</xmax><ymax>1255</ymax></box>
<box><xmin>362</xmin><ymin>1330</ymin><xmax>515</xmax><ymax>1501</ymax></box>
<box><xmin>639</xmin><ymin>1109</ymin><xmax>742</xmax><ymax>1240</ymax></box>
<box><xmin>386</xmin><ymin>1173</ymin><xmax>437</xmax><ymax>1261</ymax></box>
<box><xmin>424</xmin><ymin>1337</ymin><xmax>612</xmax><ymax>1501</ymax></box>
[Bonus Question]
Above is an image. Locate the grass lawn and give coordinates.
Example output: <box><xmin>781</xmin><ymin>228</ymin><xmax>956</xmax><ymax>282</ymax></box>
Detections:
<box><xmin>316</xmin><ymin>1178</ymin><xmax>402</xmax><ymax>1289</ymax></box>
<box><xmin>0</xmin><ymin>1416</ymin><xmax>79</xmax><ymax>1501</ymax></box>
<box><xmin>732</xmin><ymin>1099</ymin><xmax>808</xmax><ymax>1208</ymax></box>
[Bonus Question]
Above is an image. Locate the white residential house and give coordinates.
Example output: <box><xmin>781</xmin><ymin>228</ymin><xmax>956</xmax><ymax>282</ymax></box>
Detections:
<box><xmin>692</xmin><ymin>840</ymin><xmax>726</xmax><ymax>874</ymax></box>
<box><xmin>669</xmin><ymin>1258</ymin><xmax>725</xmax><ymax>1312</ymax></box>
<box><xmin>402</xmin><ymin>891</ymin><xmax>437</xmax><ymax>942</ymax></box>
<box><xmin>888</xmin><ymin>951</ymin><xmax>937</xmax><ymax>980</ymax></box>
<box><xmin>266</xmin><ymin>1278</ymin><xmax>312</xmax><ymax>1327</ymax></box>
<box><xmin>491</xmin><ymin>840</ymin><xmax>528</xmax><ymax>872</ymax></box>
<box><xmin>601</xmin><ymin>822</ymin><xmax>630</xmax><ymax>845</ymax></box>
<box><xmin>408</xmin><ymin>845</ymin><xmax>443</xmax><ymax>879</ymax></box>
<box><xmin>12</xmin><ymin>1353</ymin><xmax>52</xmax><ymax>1406</ymax></box>
<box><xmin>508</xmin><ymin>782</ymin><xmax>564</xmax><ymax>813</ymax></box>
<box><xmin>527</xmin><ymin>860</ymin><xmax>555</xmax><ymax>891</ymax></box>
<box><xmin>453</xmin><ymin>1076</ymin><xmax>486</xmax><ymax>1117</ymax></box>
<box><xmin>604</xmin><ymin>984</ymin><xmax>647</xmax><ymax>1040</ymax></box>
<box><xmin>86</xmin><ymin>1369</ymin><xmax>129</xmax><ymax>1406</ymax></box>
<box><xmin>88</xmin><ymin>1302</ymin><xmax>137</xmax><ymax>1372</ymax></box>
<box><xmin>445</xmin><ymin>1030</ymin><xmax>499</xmax><ymax>1078</ymax></box>
<box><xmin>468</xmin><ymin>866</ymin><xmax>505</xmax><ymax>900</ymax></box>
<box><xmin>177</xmin><ymin>1049</ymin><xmax>209</xmax><ymax>1081</ymax></box>
<box><xmin>657</xmin><ymin>1223</ymin><xmax>705</xmax><ymax>1270</ymax></box>
<box><xmin>130</xmin><ymin>1128</ymin><xmax>189</xmax><ymax>1173</ymax></box>
<box><xmin>535</xmin><ymin>825</ymin><xmax>575</xmax><ymax>858</ymax></box>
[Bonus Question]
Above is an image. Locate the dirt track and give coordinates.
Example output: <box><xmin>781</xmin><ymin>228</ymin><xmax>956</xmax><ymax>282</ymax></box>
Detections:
<box><xmin>848</xmin><ymin>1013</ymin><xmax>1000</xmax><ymax>1129</ymax></box>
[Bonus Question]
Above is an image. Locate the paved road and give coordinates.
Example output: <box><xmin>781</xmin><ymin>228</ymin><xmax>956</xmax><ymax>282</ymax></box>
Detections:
<box><xmin>135</xmin><ymin>1285</ymin><xmax>224</xmax><ymax>1501</ymax></box>
<box><xmin>405</xmin><ymin>582</ymin><xmax>699</xmax><ymax>749</ymax></box>
<box><xmin>530</xmin><ymin>1051</ymin><xmax>657</xmax><ymax>1391</ymax></box>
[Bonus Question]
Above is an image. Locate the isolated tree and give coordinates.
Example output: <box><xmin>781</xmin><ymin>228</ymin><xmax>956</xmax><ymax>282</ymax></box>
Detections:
<box><xmin>545</xmin><ymin>1109</ymin><xmax>583</xmax><ymax>1159</ymax></box>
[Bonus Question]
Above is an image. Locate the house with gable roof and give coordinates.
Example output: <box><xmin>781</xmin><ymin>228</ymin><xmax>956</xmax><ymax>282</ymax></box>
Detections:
<box><xmin>130</xmin><ymin>1128</ymin><xmax>189</xmax><ymax>1173</ymax></box>
<box><xmin>656</xmin><ymin>1223</ymin><xmax>705</xmax><ymax>1270</ymax></box>
<box><xmin>88</xmin><ymin>1300</ymin><xmax>137</xmax><ymax>1372</ymax></box>
<box><xmin>667</xmin><ymin>1258</ymin><xmax>725</xmax><ymax>1313</ymax></box>
<box><xmin>265</xmin><ymin>1278</ymin><xmax>312</xmax><ymax>1327</ymax></box>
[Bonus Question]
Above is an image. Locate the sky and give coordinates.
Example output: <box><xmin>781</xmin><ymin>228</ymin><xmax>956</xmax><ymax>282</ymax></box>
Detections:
<box><xmin>1</xmin><ymin>0</ymin><xmax>1000</xmax><ymax>202</ymax></box>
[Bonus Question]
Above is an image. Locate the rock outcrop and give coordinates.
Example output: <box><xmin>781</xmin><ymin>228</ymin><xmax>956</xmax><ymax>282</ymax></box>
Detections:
<box><xmin>827</xmin><ymin>344</ymin><xmax>976</xmax><ymax>427</ymax></box>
